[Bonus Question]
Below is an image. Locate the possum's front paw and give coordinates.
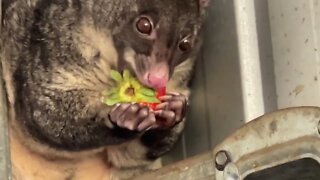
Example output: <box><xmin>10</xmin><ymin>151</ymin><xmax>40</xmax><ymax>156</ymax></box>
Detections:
<box><xmin>108</xmin><ymin>103</ymin><xmax>157</xmax><ymax>132</ymax></box>
<box><xmin>154</xmin><ymin>92</ymin><xmax>188</xmax><ymax>128</ymax></box>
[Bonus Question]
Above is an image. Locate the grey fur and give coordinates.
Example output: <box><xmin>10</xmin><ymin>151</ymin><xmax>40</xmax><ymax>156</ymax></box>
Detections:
<box><xmin>1</xmin><ymin>0</ymin><xmax>209</xmax><ymax>179</ymax></box>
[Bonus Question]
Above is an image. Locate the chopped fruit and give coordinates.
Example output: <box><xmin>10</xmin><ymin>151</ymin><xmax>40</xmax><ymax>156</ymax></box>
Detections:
<box><xmin>139</xmin><ymin>88</ymin><xmax>166</xmax><ymax>110</ymax></box>
<box><xmin>103</xmin><ymin>69</ymin><xmax>164</xmax><ymax>108</ymax></box>
<box><xmin>139</xmin><ymin>102</ymin><xmax>158</xmax><ymax>110</ymax></box>
<box><xmin>156</xmin><ymin>87</ymin><xmax>166</xmax><ymax>98</ymax></box>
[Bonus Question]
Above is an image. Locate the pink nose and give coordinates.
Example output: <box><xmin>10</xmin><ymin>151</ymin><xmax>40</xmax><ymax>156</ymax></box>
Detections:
<box><xmin>148</xmin><ymin>74</ymin><xmax>168</xmax><ymax>89</ymax></box>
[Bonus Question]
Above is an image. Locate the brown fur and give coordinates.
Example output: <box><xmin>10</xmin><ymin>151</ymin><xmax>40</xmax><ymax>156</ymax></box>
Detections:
<box><xmin>1</xmin><ymin>0</ymin><xmax>210</xmax><ymax>179</ymax></box>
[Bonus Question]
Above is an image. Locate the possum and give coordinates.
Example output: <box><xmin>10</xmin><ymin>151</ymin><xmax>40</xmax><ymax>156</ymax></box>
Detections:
<box><xmin>0</xmin><ymin>0</ymin><xmax>210</xmax><ymax>179</ymax></box>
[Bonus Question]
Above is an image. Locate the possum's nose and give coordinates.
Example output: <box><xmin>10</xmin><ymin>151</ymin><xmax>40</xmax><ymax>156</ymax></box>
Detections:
<box><xmin>146</xmin><ymin>64</ymin><xmax>169</xmax><ymax>89</ymax></box>
<box><xmin>148</xmin><ymin>74</ymin><xmax>168</xmax><ymax>89</ymax></box>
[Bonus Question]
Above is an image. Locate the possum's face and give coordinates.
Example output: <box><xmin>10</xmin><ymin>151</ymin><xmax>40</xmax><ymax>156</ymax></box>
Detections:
<box><xmin>109</xmin><ymin>0</ymin><xmax>206</xmax><ymax>89</ymax></box>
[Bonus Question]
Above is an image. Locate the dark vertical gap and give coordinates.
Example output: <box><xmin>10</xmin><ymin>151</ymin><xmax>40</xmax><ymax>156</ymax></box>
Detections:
<box><xmin>204</xmin><ymin>0</ymin><xmax>245</xmax><ymax>147</ymax></box>
<box><xmin>199</xmin><ymin>40</ymin><xmax>213</xmax><ymax>150</ymax></box>
<box><xmin>181</xmin><ymin>132</ymin><xmax>187</xmax><ymax>159</ymax></box>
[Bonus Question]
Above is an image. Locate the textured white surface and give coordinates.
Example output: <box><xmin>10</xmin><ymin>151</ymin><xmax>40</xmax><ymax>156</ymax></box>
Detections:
<box><xmin>269</xmin><ymin>0</ymin><xmax>320</xmax><ymax>108</ymax></box>
<box><xmin>234</xmin><ymin>0</ymin><xmax>266</xmax><ymax>122</ymax></box>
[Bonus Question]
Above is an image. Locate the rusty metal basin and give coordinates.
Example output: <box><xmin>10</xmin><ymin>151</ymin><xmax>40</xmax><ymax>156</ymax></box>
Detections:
<box><xmin>137</xmin><ymin>107</ymin><xmax>320</xmax><ymax>180</ymax></box>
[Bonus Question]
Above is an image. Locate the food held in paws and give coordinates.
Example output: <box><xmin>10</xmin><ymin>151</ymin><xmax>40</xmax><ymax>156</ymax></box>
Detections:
<box><xmin>103</xmin><ymin>69</ymin><xmax>166</xmax><ymax>110</ymax></box>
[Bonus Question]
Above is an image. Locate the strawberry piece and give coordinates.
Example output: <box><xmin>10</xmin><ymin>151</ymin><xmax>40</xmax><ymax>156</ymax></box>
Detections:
<box><xmin>149</xmin><ymin>103</ymin><xmax>157</xmax><ymax>110</ymax></box>
<box><xmin>156</xmin><ymin>87</ymin><xmax>166</xmax><ymax>98</ymax></box>
<box><xmin>139</xmin><ymin>87</ymin><xmax>166</xmax><ymax>110</ymax></box>
<box><xmin>139</xmin><ymin>102</ymin><xmax>158</xmax><ymax>110</ymax></box>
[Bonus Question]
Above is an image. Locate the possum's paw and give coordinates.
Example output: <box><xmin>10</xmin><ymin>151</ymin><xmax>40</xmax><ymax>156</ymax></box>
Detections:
<box><xmin>154</xmin><ymin>92</ymin><xmax>188</xmax><ymax>128</ymax></box>
<box><xmin>108</xmin><ymin>103</ymin><xmax>157</xmax><ymax>132</ymax></box>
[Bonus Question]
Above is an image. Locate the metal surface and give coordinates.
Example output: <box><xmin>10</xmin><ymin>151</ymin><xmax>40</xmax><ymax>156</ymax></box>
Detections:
<box><xmin>244</xmin><ymin>158</ymin><xmax>320</xmax><ymax>180</ymax></box>
<box><xmin>215</xmin><ymin>150</ymin><xmax>231</xmax><ymax>171</ymax></box>
<box><xmin>269</xmin><ymin>0</ymin><xmax>320</xmax><ymax>108</ymax></box>
<box><xmin>234</xmin><ymin>0</ymin><xmax>265</xmax><ymax>122</ymax></box>
<box><xmin>136</xmin><ymin>152</ymin><xmax>216</xmax><ymax>180</ymax></box>
<box><xmin>139</xmin><ymin>107</ymin><xmax>320</xmax><ymax>180</ymax></box>
<box><xmin>0</xmin><ymin>0</ymin><xmax>12</xmax><ymax>179</ymax></box>
<box><xmin>214</xmin><ymin>106</ymin><xmax>320</xmax><ymax>179</ymax></box>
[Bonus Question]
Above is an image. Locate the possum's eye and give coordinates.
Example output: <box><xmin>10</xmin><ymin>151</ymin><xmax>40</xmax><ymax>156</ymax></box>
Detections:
<box><xmin>178</xmin><ymin>36</ymin><xmax>192</xmax><ymax>52</ymax></box>
<box><xmin>135</xmin><ymin>16</ymin><xmax>153</xmax><ymax>36</ymax></box>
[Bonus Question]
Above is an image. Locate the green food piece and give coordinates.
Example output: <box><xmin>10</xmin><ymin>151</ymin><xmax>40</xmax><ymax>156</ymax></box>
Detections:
<box><xmin>140</xmin><ymin>87</ymin><xmax>156</xmax><ymax>96</ymax></box>
<box><xmin>103</xmin><ymin>69</ymin><xmax>160</xmax><ymax>106</ymax></box>
<box><xmin>105</xmin><ymin>98</ymin><xmax>121</xmax><ymax>106</ymax></box>
<box><xmin>110</xmin><ymin>70</ymin><xmax>123</xmax><ymax>82</ymax></box>
<box><xmin>123</xmin><ymin>69</ymin><xmax>131</xmax><ymax>81</ymax></box>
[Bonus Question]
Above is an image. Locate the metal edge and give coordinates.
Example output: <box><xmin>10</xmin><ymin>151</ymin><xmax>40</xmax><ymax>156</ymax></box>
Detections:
<box><xmin>233</xmin><ymin>0</ymin><xmax>265</xmax><ymax>122</ymax></box>
<box><xmin>213</xmin><ymin>106</ymin><xmax>320</xmax><ymax>179</ymax></box>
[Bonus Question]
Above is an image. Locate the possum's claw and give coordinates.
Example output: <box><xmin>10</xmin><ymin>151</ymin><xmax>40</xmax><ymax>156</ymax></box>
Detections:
<box><xmin>108</xmin><ymin>103</ymin><xmax>156</xmax><ymax>132</ymax></box>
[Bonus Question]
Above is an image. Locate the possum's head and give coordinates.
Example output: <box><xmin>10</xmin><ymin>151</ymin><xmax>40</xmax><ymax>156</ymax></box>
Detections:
<box><xmin>91</xmin><ymin>0</ymin><xmax>210</xmax><ymax>89</ymax></box>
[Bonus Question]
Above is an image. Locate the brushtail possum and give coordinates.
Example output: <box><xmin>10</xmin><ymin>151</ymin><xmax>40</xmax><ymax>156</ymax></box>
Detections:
<box><xmin>1</xmin><ymin>0</ymin><xmax>210</xmax><ymax>179</ymax></box>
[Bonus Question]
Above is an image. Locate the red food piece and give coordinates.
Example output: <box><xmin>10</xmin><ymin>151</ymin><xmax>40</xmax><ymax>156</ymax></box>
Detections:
<box><xmin>139</xmin><ymin>87</ymin><xmax>166</xmax><ymax>110</ymax></box>
<box><xmin>139</xmin><ymin>102</ymin><xmax>157</xmax><ymax>110</ymax></box>
<box><xmin>148</xmin><ymin>103</ymin><xmax>158</xmax><ymax>110</ymax></box>
<box><xmin>156</xmin><ymin>87</ymin><xmax>166</xmax><ymax>98</ymax></box>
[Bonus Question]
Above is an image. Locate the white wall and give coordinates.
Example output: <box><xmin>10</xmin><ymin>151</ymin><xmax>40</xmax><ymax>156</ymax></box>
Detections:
<box><xmin>269</xmin><ymin>0</ymin><xmax>320</xmax><ymax>108</ymax></box>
